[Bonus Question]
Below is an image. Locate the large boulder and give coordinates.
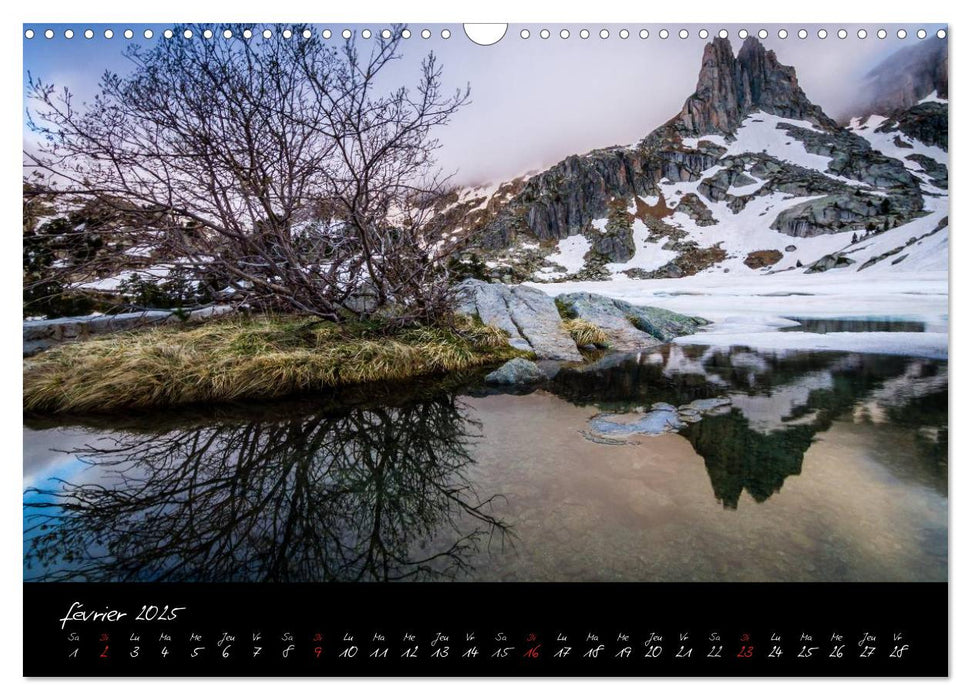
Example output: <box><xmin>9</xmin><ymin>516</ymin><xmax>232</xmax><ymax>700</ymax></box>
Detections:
<box><xmin>484</xmin><ymin>358</ymin><xmax>547</xmax><ymax>385</ymax></box>
<box><xmin>555</xmin><ymin>292</ymin><xmax>706</xmax><ymax>351</ymax></box>
<box><xmin>456</xmin><ymin>280</ymin><xmax>582</xmax><ymax>361</ymax></box>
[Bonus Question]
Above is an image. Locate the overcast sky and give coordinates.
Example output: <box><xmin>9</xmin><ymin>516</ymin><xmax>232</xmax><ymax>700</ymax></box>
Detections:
<box><xmin>23</xmin><ymin>23</ymin><xmax>946</xmax><ymax>186</ymax></box>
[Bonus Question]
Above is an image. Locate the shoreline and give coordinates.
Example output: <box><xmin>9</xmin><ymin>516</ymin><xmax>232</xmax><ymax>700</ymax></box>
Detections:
<box><xmin>22</xmin><ymin>315</ymin><xmax>522</xmax><ymax>415</ymax></box>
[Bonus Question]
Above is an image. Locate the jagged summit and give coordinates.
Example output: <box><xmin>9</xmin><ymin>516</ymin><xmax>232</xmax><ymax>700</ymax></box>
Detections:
<box><xmin>677</xmin><ymin>37</ymin><xmax>838</xmax><ymax>136</ymax></box>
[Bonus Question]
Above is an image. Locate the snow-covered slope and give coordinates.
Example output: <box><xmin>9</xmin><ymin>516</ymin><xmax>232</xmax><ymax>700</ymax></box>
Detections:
<box><xmin>445</xmin><ymin>37</ymin><xmax>948</xmax><ymax>286</ymax></box>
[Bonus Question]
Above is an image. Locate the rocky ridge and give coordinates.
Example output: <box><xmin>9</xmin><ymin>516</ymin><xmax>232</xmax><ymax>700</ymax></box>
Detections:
<box><xmin>440</xmin><ymin>36</ymin><xmax>947</xmax><ymax>282</ymax></box>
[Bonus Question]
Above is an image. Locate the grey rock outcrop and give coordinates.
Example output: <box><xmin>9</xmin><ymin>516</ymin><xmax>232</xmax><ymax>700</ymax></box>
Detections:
<box><xmin>455</xmin><ymin>279</ymin><xmax>583</xmax><ymax>361</ymax></box>
<box><xmin>556</xmin><ymin>292</ymin><xmax>706</xmax><ymax>351</ymax></box>
<box><xmin>455</xmin><ymin>282</ymin><xmax>706</xmax><ymax>358</ymax></box>
<box><xmin>590</xmin><ymin>206</ymin><xmax>637</xmax><ymax>262</ymax></box>
<box><xmin>771</xmin><ymin>194</ymin><xmax>901</xmax><ymax>238</ymax></box>
<box><xmin>804</xmin><ymin>253</ymin><xmax>855</xmax><ymax>273</ymax></box>
<box><xmin>876</xmin><ymin>102</ymin><xmax>948</xmax><ymax>151</ymax></box>
<box><xmin>906</xmin><ymin>153</ymin><xmax>947</xmax><ymax>188</ymax></box>
<box><xmin>484</xmin><ymin>358</ymin><xmax>547</xmax><ymax>385</ymax></box>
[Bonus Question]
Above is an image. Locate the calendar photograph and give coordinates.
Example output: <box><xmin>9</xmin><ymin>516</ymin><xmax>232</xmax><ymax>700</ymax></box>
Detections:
<box><xmin>21</xmin><ymin>22</ymin><xmax>948</xmax><ymax>676</ymax></box>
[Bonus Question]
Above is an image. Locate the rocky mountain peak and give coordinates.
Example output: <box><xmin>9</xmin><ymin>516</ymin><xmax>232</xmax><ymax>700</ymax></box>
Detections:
<box><xmin>677</xmin><ymin>36</ymin><xmax>838</xmax><ymax>136</ymax></box>
<box><xmin>441</xmin><ymin>33</ymin><xmax>945</xmax><ymax>285</ymax></box>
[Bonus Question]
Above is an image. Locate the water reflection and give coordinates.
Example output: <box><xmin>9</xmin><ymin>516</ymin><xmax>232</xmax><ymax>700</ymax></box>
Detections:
<box><xmin>779</xmin><ymin>318</ymin><xmax>926</xmax><ymax>333</ymax></box>
<box><xmin>24</xmin><ymin>392</ymin><xmax>510</xmax><ymax>582</ymax></box>
<box><xmin>550</xmin><ymin>346</ymin><xmax>947</xmax><ymax>508</ymax></box>
<box><xmin>24</xmin><ymin>345</ymin><xmax>948</xmax><ymax>583</ymax></box>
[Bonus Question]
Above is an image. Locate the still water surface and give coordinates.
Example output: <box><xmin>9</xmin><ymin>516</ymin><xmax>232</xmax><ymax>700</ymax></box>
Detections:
<box><xmin>23</xmin><ymin>344</ymin><xmax>947</xmax><ymax>583</ymax></box>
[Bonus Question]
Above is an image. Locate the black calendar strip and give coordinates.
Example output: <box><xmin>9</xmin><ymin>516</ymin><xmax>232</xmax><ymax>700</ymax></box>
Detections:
<box><xmin>24</xmin><ymin>582</ymin><xmax>947</xmax><ymax>677</ymax></box>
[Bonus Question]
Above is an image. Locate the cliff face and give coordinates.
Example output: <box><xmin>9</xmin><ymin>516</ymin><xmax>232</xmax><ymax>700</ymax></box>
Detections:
<box><xmin>476</xmin><ymin>145</ymin><xmax>721</xmax><ymax>250</ymax></box>
<box><xmin>443</xmin><ymin>36</ymin><xmax>947</xmax><ymax>282</ymax></box>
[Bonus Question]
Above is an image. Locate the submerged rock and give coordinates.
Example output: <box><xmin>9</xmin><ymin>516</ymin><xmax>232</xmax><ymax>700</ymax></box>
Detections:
<box><xmin>683</xmin><ymin>397</ymin><xmax>732</xmax><ymax>413</ymax></box>
<box><xmin>484</xmin><ymin>358</ymin><xmax>548</xmax><ymax>385</ymax></box>
<box><xmin>456</xmin><ymin>279</ymin><xmax>582</xmax><ymax>361</ymax></box>
<box><xmin>678</xmin><ymin>409</ymin><xmax>704</xmax><ymax>424</ymax></box>
<box><xmin>587</xmin><ymin>404</ymin><xmax>686</xmax><ymax>439</ymax></box>
<box><xmin>583</xmin><ymin>395</ymin><xmax>733</xmax><ymax>442</ymax></box>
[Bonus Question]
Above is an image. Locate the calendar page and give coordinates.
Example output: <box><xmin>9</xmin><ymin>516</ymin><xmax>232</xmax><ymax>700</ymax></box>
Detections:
<box><xmin>21</xmin><ymin>21</ymin><xmax>948</xmax><ymax>677</ymax></box>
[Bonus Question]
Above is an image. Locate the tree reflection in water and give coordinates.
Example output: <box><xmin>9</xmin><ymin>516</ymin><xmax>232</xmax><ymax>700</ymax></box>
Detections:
<box><xmin>25</xmin><ymin>393</ymin><xmax>511</xmax><ymax>582</ymax></box>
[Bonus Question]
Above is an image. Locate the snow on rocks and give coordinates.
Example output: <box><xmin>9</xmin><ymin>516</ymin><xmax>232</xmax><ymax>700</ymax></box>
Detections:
<box><xmin>849</xmin><ymin>115</ymin><xmax>947</xmax><ymax>172</ymax></box>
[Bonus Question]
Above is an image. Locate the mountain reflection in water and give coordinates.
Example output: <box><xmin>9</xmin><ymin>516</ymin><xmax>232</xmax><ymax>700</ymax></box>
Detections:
<box><xmin>551</xmin><ymin>345</ymin><xmax>947</xmax><ymax>509</ymax></box>
<box><xmin>24</xmin><ymin>345</ymin><xmax>947</xmax><ymax>583</ymax></box>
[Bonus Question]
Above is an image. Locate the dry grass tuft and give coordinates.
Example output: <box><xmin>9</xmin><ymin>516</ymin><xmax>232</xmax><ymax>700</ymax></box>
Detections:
<box><xmin>563</xmin><ymin>318</ymin><xmax>610</xmax><ymax>348</ymax></box>
<box><xmin>24</xmin><ymin>315</ymin><xmax>520</xmax><ymax>413</ymax></box>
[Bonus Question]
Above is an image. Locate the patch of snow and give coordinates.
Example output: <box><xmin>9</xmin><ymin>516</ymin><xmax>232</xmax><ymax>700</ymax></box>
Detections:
<box><xmin>837</xmin><ymin>194</ymin><xmax>948</xmax><ymax>274</ymax></box>
<box><xmin>726</xmin><ymin>174</ymin><xmax>766</xmax><ymax>197</ymax></box>
<box><xmin>78</xmin><ymin>267</ymin><xmax>172</xmax><ymax>292</ymax></box>
<box><xmin>919</xmin><ymin>91</ymin><xmax>947</xmax><ymax>105</ymax></box>
<box><xmin>124</xmin><ymin>245</ymin><xmax>156</xmax><ymax>258</ymax></box>
<box><xmin>682</xmin><ymin>135</ymin><xmax>728</xmax><ymax>149</ymax></box>
<box><xmin>77</xmin><ymin>259</ymin><xmax>209</xmax><ymax>292</ymax></box>
<box><xmin>538</xmin><ymin>234</ymin><xmax>592</xmax><ymax>279</ymax></box>
<box><xmin>725</xmin><ymin>113</ymin><xmax>828</xmax><ymax>167</ymax></box>
<box><xmin>661</xmin><ymin>181</ymin><xmax>846</xmax><ymax>274</ymax></box>
<box><xmin>725</xmin><ymin>112</ymin><xmax>872</xmax><ymax>189</ymax></box>
<box><xmin>606</xmin><ymin>219</ymin><xmax>678</xmax><ymax>274</ymax></box>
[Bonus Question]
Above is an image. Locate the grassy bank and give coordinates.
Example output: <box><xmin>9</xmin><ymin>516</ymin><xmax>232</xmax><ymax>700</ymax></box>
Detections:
<box><xmin>23</xmin><ymin>315</ymin><xmax>522</xmax><ymax>413</ymax></box>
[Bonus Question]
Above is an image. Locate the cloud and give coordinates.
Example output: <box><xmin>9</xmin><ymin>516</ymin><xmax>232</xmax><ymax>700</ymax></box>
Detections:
<box><xmin>23</xmin><ymin>23</ymin><xmax>946</xmax><ymax>187</ymax></box>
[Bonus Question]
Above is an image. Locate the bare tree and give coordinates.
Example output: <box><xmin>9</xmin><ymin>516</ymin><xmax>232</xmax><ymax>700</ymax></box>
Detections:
<box><xmin>25</xmin><ymin>23</ymin><xmax>470</xmax><ymax>323</ymax></box>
